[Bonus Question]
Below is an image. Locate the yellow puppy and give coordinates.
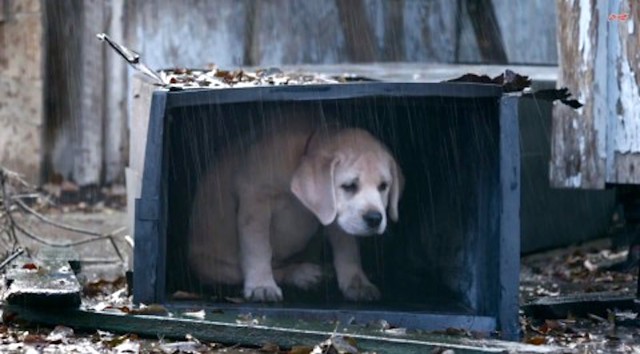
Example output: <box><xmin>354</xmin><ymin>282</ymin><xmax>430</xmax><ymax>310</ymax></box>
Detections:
<box><xmin>188</xmin><ymin>113</ymin><xmax>403</xmax><ymax>302</ymax></box>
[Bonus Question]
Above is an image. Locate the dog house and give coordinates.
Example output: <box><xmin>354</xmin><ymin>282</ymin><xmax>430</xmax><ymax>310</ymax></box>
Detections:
<box><xmin>131</xmin><ymin>77</ymin><xmax>521</xmax><ymax>340</ymax></box>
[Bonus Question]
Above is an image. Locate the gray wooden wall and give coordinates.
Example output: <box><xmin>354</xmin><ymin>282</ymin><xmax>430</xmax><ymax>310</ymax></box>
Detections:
<box><xmin>39</xmin><ymin>0</ymin><xmax>558</xmax><ymax>186</ymax></box>
<box><xmin>125</xmin><ymin>0</ymin><xmax>558</xmax><ymax>69</ymax></box>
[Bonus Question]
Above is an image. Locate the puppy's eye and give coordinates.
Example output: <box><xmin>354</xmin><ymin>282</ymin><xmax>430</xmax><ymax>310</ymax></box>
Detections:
<box><xmin>378</xmin><ymin>182</ymin><xmax>388</xmax><ymax>192</ymax></box>
<box><xmin>341</xmin><ymin>182</ymin><xmax>358</xmax><ymax>193</ymax></box>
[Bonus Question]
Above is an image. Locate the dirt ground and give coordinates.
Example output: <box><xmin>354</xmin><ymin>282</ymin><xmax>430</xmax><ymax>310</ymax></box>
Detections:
<box><xmin>1</xmin><ymin>199</ymin><xmax>640</xmax><ymax>353</ymax></box>
<box><xmin>520</xmin><ymin>240</ymin><xmax>640</xmax><ymax>352</ymax></box>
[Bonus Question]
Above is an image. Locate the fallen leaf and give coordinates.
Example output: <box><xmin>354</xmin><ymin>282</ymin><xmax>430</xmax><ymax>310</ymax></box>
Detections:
<box><xmin>104</xmin><ymin>334</ymin><xmax>129</xmax><ymax>348</ymax></box>
<box><xmin>114</xmin><ymin>339</ymin><xmax>140</xmax><ymax>354</ymax></box>
<box><xmin>431</xmin><ymin>350</ymin><xmax>455</xmax><ymax>354</ymax></box>
<box><xmin>383</xmin><ymin>327</ymin><xmax>408</xmax><ymax>336</ymax></box>
<box><xmin>526</xmin><ymin>336</ymin><xmax>547</xmax><ymax>345</ymax></box>
<box><xmin>160</xmin><ymin>341</ymin><xmax>208</xmax><ymax>353</ymax></box>
<box><xmin>444</xmin><ymin>327</ymin><xmax>472</xmax><ymax>337</ymax></box>
<box><xmin>260</xmin><ymin>342</ymin><xmax>280</xmax><ymax>353</ymax></box>
<box><xmin>46</xmin><ymin>325</ymin><xmax>74</xmax><ymax>344</ymax></box>
<box><xmin>236</xmin><ymin>313</ymin><xmax>260</xmax><ymax>326</ymax></box>
<box><xmin>584</xmin><ymin>260</ymin><xmax>597</xmax><ymax>272</ymax></box>
<box><xmin>171</xmin><ymin>291</ymin><xmax>202</xmax><ymax>301</ymax></box>
<box><xmin>312</xmin><ymin>336</ymin><xmax>358</xmax><ymax>354</ymax></box>
<box><xmin>83</xmin><ymin>276</ymin><xmax>127</xmax><ymax>297</ymax></box>
<box><xmin>289</xmin><ymin>346</ymin><xmax>313</xmax><ymax>354</ymax></box>
<box><xmin>128</xmin><ymin>304</ymin><xmax>169</xmax><ymax>316</ymax></box>
<box><xmin>22</xmin><ymin>333</ymin><xmax>47</xmax><ymax>345</ymax></box>
<box><xmin>184</xmin><ymin>333</ymin><xmax>200</xmax><ymax>344</ymax></box>
<box><xmin>183</xmin><ymin>309</ymin><xmax>206</xmax><ymax>320</ymax></box>
<box><xmin>22</xmin><ymin>263</ymin><xmax>38</xmax><ymax>270</ymax></box>
<box><xmin>224</xmin><ymin>296</ymin><xmax>245</xmax><ymax>304</ymax></box>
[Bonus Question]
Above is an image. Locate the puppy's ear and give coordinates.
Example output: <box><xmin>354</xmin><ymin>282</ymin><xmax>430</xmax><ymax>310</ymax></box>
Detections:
<box><xmin>291</xmin><ymin>153</ymin><xmax>340</xmax><ymax>225</ymax></box>
<box><xmin>388</xmin><ymin>159</ymin><xmax>404</xmax><ymax>222</ymax></box>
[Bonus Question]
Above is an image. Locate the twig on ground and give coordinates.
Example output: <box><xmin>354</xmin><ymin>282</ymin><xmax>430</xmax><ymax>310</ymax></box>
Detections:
<box><xmin>14</xmin><ymin>198</ymin><xmax>104</xmax><ymax>237</ymax></box>
<box><xmin>0</xmin><ymin>247</ymin><xmax>24</xmax><ymax>271</ymax></box>
<box><xmin>0</xmin><ymin>166</ymin><xmax>127</xmax><ymax>262</ymax></box>
<box><xmin>76</xmin><ymin>257</ymin><xmax>125</xmax><ymax>264</ymax></box>
<box><xmin>0</xmin><ymin>168</ymin><xmax>30</xmax><ymax>189</ymax></box>
<box><xmin>12</xmin><ymin>222</ymin><xmax>125</xmax><ymax>250</ymax></box>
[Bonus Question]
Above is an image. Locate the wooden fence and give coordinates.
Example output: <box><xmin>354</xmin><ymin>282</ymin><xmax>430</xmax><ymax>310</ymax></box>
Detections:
<box><xmin>2</xmin><ymin>0</ymin><xmax>557</xmax><ymax>185</ymax></box>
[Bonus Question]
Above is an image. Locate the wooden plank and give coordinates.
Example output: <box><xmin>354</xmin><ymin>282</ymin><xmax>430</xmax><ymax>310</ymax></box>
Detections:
<box><xmin>523</xmin><ymin>292</ymin><xmax>636</xmax><ymax>319</ymax></box>
<box><xmin>72</xmin><ymin>0</ymin><xmax>105</xmax><ymax>186</ymax></box>
<box><xmin>498</xmin><ymin>96</ymin><xmax>521</xmax><ymax>340</ymax></box>
<box><xmin>607</xmin><ymin>1</ymin><xmax>640</xmax><ymax>184</ymax></box>
<box><xmin>4</xmin><ymin>258</ymin><xmax>81</xmax><ymax>309</ymax></box>
<box><xmin>465</xmin><ymin>0</ymin><xmax>507</xmax><ymax>63</ymax></box>
<box><xmin>0</xmin><ymin>0</ymin><xmax>44</xmax><ymax>183</ymax></box>
<box><xmin>550</xmin><ymin>0</ymin><xmax>607</xmax><ymax>189</ymax></box>
<box><xmin>381</xmin><ymin>0</ymin><xmax>405</xmax><ymax>62</ymax></box>
<box><xmin>251</xmin><ymin>1</ymin><xmax>346</xmax><ymax>64</ymax></box>
<box><xmin>42</xmin><ymin>0</ymin><xmax>106</xmax><ymax>186</ymax></box>
<box><xmin>3</xmin><ymin>305</ymin><xmax>562</xmax><ymax>353</ymax></box>
<box><xmin>126</xmin><ymin>0</ymin><xmax>248</xmax><ymax>70</ymax></box>
<box><xmin>491</xmin><ymin>0</ymin><xmax>558</xmax><ymax>65</ymax></box>
<box><xmin>336</xmin><ymin>0</ymin><xmax>377</xmax><ymax>62</ymax></box>
<box><xmin>127</xmin><ymin>75</ymin><xmax>157</xmax><ymax>239</ymax></box>
<box><xmin>132</xmin><ymin>91</ymin><xmax>168</xmax><ymax>304</ymax></box>
<box><xmin>275</xmin><ymin>63</ymin><xmax>558</xmax><ymax>83</ymax></box>
<box><xmin>42</xmin><ymin>0</ymin><xmax>79</xmax><ymax>182</ymax></box>
<box><xmin>103</xmin><ymin>0</ymin><xmax>128</xmax><ymax>184</ymax></box>
<box><xmin>403</xmin><ymin>0</ymin><xmax>459</xmax><ymax>63</ymax></box>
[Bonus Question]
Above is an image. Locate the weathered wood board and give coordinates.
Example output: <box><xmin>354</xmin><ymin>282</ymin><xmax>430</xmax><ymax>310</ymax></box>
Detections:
<box><xmin>42</xmin><ymin>0</ymin><xmax>125</xmax><ymax>186</ymax></box>
<box><xmin>3</xmin><ymin>258</ymin><xmax>81</xmax><ymax>309</ymax></box>
<box><xmin>607</xmin><ymin>0</ymin><xmax>640</xmax><ymax>184</ymax></box>
<box><xmin>523</xmin><ymin>292</ymin><xmax>636</xmax><ymax>319</ymax></box>
<box><xmin>3</xmin><ymin>304</ymin><xmax>562</xmax><ymax>353</ymax></box>
<box><xmin>0</xmin><ymin>0</ymin><xmax>44</xmax><ymax>184</ymax></box>
<box><xmin>551</xmin><ymin>0</ymin><xmax>640</xmax><ymax>188</ymax></box>
<box><xmin>3</xmin><ymin>0</ymin><xmax>559</xmax><ymax>185</ymax></box>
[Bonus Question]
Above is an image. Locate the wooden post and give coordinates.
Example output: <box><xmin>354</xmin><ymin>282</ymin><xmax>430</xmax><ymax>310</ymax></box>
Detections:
<box><xmin>606</xmin><ymin>0</ymin><xmax>640</xmax><ymax>184</ymax></box>
<box><xmin>0</xmin><ymin>0</ymin><xmax>44</xmax><ymax>183</ymax></box>
<box><xmin>551</xmin><ymin>0</ymin><xmax>640</xmax><ymax>188</ymax></box>
<box><xmin>104</xmin><ymin>0</ymin><xmax>128</xmax><ymax>184</ymax></box>
<box><xmin>73</xmin><ymin>0</ymin><xmax>105</xmax><ymax>186</ymax></box>
<box><xmin>43</xmin><ymin>0</ymin><xmax>105</xmax><ymax>186</ymax></box>
<box><xmin>336</xmin><ymin>0</ymin><xmax>378</xmax><ymax>62</ymax></box>
<box><xmin>465</xmin><ymin>0</ymin><xmax>508</xmax><ymax>63</ymax></box>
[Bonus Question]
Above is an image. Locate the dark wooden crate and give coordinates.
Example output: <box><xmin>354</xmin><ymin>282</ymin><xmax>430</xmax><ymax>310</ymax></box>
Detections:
<box><xmin>133</xmin><ymin>82</ymin><xmax>521</xmax><ymax>339</ymax></box>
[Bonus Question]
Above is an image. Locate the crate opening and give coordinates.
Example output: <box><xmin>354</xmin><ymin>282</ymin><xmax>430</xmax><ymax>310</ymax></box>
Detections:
<box><xmin>164</xmin><ymin>96</ymin><xmax>500</xmax><ymax>317</ymax></box>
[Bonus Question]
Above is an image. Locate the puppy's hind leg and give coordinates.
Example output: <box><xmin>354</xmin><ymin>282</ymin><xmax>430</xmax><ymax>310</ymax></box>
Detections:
<box><xmin>237</xmin><ymin>195</ymin><xmax>283</xmax><ymax>302</ymax></box>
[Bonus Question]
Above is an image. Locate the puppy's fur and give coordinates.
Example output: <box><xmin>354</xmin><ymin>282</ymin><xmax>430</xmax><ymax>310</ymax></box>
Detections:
<box><xmin>188</xmin><ymin>112</ymin><xmax>403</xmax><ymax>302</ymax></box>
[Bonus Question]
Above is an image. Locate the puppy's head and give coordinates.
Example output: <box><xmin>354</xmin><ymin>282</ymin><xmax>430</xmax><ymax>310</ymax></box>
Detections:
<box><xmin>291</xmin><ymin>129</ymin><xmax>404</xmax><ymax>236</ymax></box>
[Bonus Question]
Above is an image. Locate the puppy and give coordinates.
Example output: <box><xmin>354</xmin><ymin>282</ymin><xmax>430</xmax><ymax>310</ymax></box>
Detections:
<box><xmin>188</xmin><ymin>114</ymin><xmax>403</xmax><ymax>302</ymax></box>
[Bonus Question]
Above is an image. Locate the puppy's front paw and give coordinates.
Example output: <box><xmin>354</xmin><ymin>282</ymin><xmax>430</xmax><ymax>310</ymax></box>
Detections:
<box><xmin>244</xmin><ymin>282</ymin><xmax>283</xmax><ymax>302</ymax></box>
<box><xmin>340</xmin><ymin>274</ymin><xmax>380</xmax><ymax>302</ymax></box>
<box><xmin>284</xmin><ymin>263</ymin><xmax>323</xmax><ymax>290</ymax></box>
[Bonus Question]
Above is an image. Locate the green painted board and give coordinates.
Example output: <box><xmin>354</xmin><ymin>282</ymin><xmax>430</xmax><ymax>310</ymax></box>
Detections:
<box><xmin>4</xmin><ymin>304</ymin><xmax>562</xmax><ymax>354</ymax></box>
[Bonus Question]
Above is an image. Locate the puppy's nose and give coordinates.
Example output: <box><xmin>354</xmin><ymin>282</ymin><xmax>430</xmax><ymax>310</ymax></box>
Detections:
<box><xmin>363</xmin><ymin>211</ymin><xmax>383</xmax><ymax>228</ymax></box>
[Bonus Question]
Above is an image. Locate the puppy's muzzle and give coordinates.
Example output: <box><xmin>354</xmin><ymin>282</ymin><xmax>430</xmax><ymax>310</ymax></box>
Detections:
<box><xmin>362</xmin><ymin>210</ymin><xmax>383</xmax><ymax>229</ymax></box>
